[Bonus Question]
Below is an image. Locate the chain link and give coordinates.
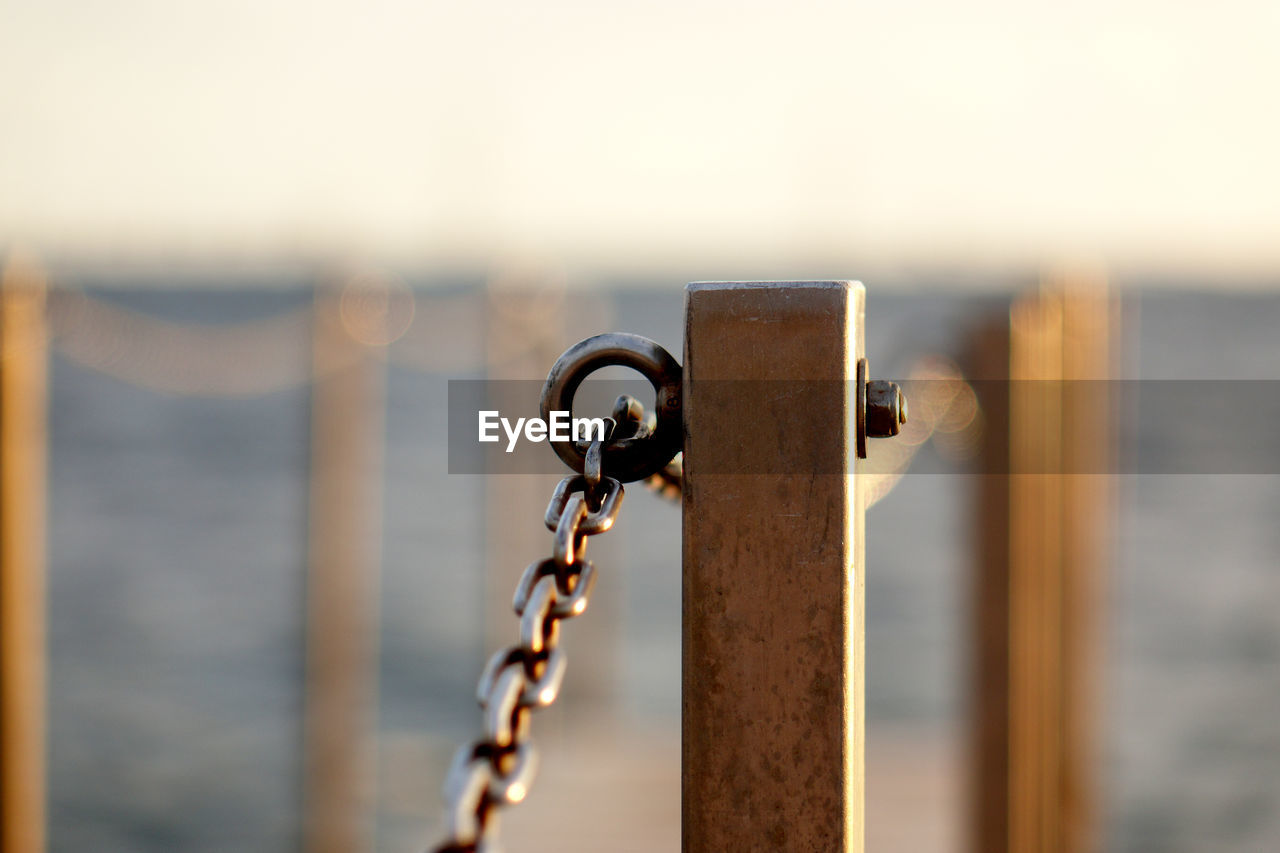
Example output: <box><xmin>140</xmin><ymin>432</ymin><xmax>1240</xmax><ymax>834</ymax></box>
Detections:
<box><xmin>431</xmin><ymin>444</ymin><xmax>625</xmax><ymax>852</ymax></box>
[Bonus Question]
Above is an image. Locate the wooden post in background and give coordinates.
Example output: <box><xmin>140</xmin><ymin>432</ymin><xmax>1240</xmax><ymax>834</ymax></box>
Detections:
<box><xmin>481</xmin><ymin>282</ymin><xmax>566</xmax><ymax>680</ymax></box>
<box><xmin>303</xmin><ymin>284</ymin><xmax>389</xmax><ymax>853</ymax></box>
<box><xmin>968</xmin><ymin>274</ymin><xmax>1114</xmax><ymax>853</ymax></box>
<box><xmin>967</xmin><ymin>316</ymin><xmax>1012</xmax><ymax>853</ymax></box>
<box><xmin>482</xmin><ymin>274</ymin><xmax>620</xmax><ymax>716</ymax></box>
<box><xmin>0</xmin><ymin>253</ymin><xmax>49</xmax><ymax>853</ymax></box>
<box><xmin>683</xmin><ymin>282</ymin><xmax>866</xmax><ymax>852</ymax></box>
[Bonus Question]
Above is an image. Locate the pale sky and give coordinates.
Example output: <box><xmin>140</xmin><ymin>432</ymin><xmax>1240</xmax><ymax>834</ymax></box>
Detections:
<box><xmin>2</xmin><ymin>1</ymin><xmax>1278</xmax><ymax>278</ymax></box>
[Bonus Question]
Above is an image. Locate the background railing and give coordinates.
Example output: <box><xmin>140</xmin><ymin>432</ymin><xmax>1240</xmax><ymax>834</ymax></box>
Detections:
<box><xmin>3</xmin><ymin>254</ymin><xmax>1279</xmax><ymax>852</ymax></box>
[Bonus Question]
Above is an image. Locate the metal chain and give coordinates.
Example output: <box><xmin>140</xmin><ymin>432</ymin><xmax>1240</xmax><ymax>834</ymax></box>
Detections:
<box><xmin>426</xmin><ymin>336</ymin><xmax>964</xmax><ymax>850</ymax></box>
<box><xmin>432</xmin><ymin>433</ymin><xmax>626</xmax><ymax>853</ymax></box>
<box><xmin>431</xmin><ymin>333</ymin><xmax>683</xmax><ymax>852</ymax></box>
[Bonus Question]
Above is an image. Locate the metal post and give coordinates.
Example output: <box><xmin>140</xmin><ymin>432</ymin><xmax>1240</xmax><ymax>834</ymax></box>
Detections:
<box><xmin>0</xmin><ymin>253</ymin><xmax>48</xmax><ymax>853</ymax></box>
<box><xmin>683</xmin><ymin>281</ymin><xmax>865</xmax><ymax>852</ymax></box>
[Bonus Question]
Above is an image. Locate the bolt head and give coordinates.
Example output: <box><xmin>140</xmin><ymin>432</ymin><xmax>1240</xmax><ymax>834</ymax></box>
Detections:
<box><xmin>866</xmin><ymin>380</ymin><xmax>905</xmax><ymax>438</ymax></box>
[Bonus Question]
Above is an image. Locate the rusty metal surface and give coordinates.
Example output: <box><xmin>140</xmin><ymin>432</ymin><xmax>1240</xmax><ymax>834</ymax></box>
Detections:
<box><xmin>682</xmin><ymin>281</ymin><xmax>865</xmax><ymax>852</ymax></box>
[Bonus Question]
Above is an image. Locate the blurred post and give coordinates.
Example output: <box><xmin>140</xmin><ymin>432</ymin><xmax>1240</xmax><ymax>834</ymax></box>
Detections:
<box><xmin>303</xmin><ymin>285</ymin><xmax>389</xmax><ymax>853</ymax></box>
<box><xmin>482</xmin><ymin>282</ymin><xmax>565</xmax><ymax>663</ymax></box>
<box><xmin>482</xmin><ymin>276</ymin><xmax>621</xmax><ymax>715</ymax></box>
<box><xmin>0</xmin><ymin>254</ymin><xmax>48</xmax><ymax>853</ymax></box>
<box><xmin>683</xmin><ymin>282</ymin><xmax>866</xmax><ymax>852</ymax></box>
<box><xmin>968</xmin><ymin>274</ymin><xmax>1114</xmax><ymax>853</ymax></box>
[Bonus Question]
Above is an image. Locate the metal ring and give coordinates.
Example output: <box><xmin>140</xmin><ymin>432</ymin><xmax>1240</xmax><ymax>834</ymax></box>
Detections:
<box><xmin>540</xmin><ymin>333</ymin><xmax>682</xmax><ymax>483</ymax></box>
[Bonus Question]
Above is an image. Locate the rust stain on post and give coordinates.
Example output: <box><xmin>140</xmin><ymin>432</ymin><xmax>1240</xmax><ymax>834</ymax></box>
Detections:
<box><xmin>0</xmin><ymin>254</ymin><xmax>48</xmax><ymax>853</ymax></box>
<box><xmin>683</xmin><ymin>282</ymin><xmax>865</xmax><ymax>852</ymax></box>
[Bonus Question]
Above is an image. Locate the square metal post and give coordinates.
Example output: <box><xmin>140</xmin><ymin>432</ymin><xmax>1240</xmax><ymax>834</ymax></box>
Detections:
<box><xmin>683</xmin><ymin>281</ymin><xmax>865</xmax><ymax>852</ymax></box>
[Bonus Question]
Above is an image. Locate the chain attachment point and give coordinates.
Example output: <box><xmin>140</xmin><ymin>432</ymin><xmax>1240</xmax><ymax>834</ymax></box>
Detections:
<box><xmin>540</xmin><ymin>333</ymin><xmax>682</xmax><ymax>482</ymax></box>
<box><xmin>433</xmin><ymin>335</ymin><xmax>670</xmax><ymax>853</ymax></box>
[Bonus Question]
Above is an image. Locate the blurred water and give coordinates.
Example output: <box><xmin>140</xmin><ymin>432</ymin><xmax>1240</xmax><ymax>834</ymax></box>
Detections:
<box><xmin>49</xmin><ymin>341</ymin><xmax>309</xmax><ymax>847</ymax></box>
<box><xmin>43</xmin><ymin>284</ymin><xmax>1280</xmax><ymax>852</ymax></box>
